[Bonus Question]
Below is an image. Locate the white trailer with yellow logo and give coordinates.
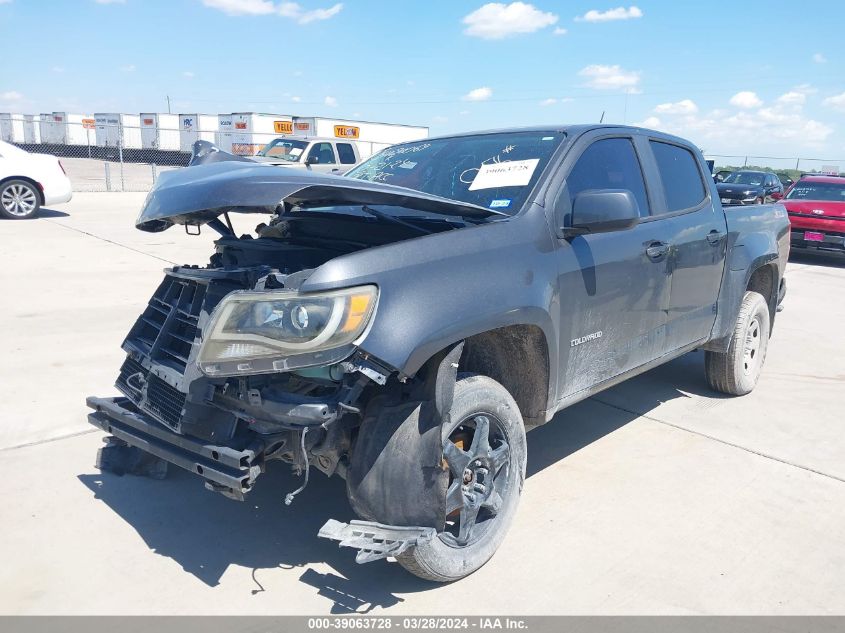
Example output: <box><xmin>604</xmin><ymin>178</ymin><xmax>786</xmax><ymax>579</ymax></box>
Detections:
<box><xmin>289</xmin><ymin>117</ymin><xmax>428</xmax><ymax>159</ymax></box>
<box><xmin>230</xmin><ymin>112</ymin><xmax>292</xmax><ymax>156</ymax></box>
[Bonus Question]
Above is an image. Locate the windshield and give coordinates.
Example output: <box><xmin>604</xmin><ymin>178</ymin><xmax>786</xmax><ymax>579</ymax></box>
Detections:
<box><xmin>786</xmin><ymin>181</ymin><xmax>845</xmax><ymax>202</ymax></box>
<box><xmin>722</xmin><ymin>172</ymin><xmax>766</xmax><ymax>186</ymax></box>
<box><xmin>257</xmin><ymin>138</ymin><xmax>308</xmax><ymax>161</ymax></box>
<box><xmin>345</xmin><ymin>131</ymin><xmax>565</xmax><ymax>214</ymax></box>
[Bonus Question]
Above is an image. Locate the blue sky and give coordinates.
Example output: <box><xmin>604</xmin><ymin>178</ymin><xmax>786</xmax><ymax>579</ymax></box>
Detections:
<box><xmin>2</xmin><ymin>0</ymin><xmax>844</xmax><ymax>162</ymax></box>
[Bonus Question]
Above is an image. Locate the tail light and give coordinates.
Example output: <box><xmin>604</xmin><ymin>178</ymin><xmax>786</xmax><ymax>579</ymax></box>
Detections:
<box><xmin>58</xmin><ymin>160</ymin><xmax>66</xmax><ymax>175</ymax></box>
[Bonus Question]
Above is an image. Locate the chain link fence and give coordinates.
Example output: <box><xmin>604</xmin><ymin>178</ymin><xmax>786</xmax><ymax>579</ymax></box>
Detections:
<box><xmin>1</xmin><ymin>117</ymin><xmax>286</xmax><ymax>192</ymax></box>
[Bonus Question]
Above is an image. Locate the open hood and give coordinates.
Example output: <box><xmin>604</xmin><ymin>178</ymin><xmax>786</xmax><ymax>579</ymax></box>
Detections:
<box><xmin>136</xmin><ymin>161</ymin><xmax>502</xmax><ymax>232</ymax></box>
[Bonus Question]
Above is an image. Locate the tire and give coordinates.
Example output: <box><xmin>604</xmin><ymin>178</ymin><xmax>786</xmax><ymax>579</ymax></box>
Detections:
<box><xmin>0</xmin><ymin>179</ymin><xmax>41</xmax><ymax>220</ymax></box>
<box><xmin>705</xmin><ymin>291</ymin><xmax>770</xmax><ymax>395</ymax></box>
<box><xmin>396</xmin><ymin>374</ymin><xmax>527</xmax><ymax>582</ymax></box>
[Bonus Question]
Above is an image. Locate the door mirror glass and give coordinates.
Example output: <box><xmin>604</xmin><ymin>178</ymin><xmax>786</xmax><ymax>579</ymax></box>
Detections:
<box><xmin>566</xmin><ymin>189</ymin><xmax>640</xmax><ymax>236</ymax></box>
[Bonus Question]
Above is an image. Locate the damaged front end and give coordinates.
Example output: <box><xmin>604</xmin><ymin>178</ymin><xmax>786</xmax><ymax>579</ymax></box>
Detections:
<box><xmin>86</xmin><ymin>151</ymin><xmax>488</xmax><ymax>562</ymax></box>
<box><xmin>87</xmin><ymin>262</ymin><xmax>391</xmax><ymax>500</ymax></box>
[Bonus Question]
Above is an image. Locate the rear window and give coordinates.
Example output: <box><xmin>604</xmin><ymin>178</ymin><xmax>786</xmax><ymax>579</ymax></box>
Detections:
<box><xmin>650</xmin><ymin>141</ymin><xmax>706</xmax><ymax>212</ymax></box>
<box><xmin>786</xmin><ymin>181</ymin><xmax>845</xmax><ymax>202</ymax></box>
<box><xmin>336</xmin><ymin>142</ymin><xmax>357</xmax><ymax>164</ymax></box>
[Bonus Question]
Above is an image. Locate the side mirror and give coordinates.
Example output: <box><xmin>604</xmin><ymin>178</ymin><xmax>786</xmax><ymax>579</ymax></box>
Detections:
<box><xmin>305</xmin><ymin>153</ymin><xmax>318</xmax><ymax>165</ymax></box>
<box><xmin>714</xmin><ymin>174</ymin><xmax>725</xmax><ymax>183</ymax></box>
<box><xmin>770</xmin><ymin>191</ymin><xmax>783</xmax><ymax>201</ymax></box>
<box><xmin>565</xmin><ymin>189</ymin><xmax>640</xmax><ymax>237</ymax></box>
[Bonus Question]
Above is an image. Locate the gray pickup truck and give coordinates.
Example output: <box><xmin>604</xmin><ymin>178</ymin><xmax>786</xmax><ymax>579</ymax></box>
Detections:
<box><xmin>87</xmin><ymin>125</ymin><xmax>789</xmax><ymax>582</ymax></box>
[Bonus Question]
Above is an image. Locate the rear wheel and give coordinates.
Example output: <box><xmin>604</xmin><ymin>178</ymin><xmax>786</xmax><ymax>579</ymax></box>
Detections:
<box><xmin>705</xmin><ymin>291</ymin><xmax>770</xmax><ymax>395</ymax></box>
<box><xmin>0</xmin><ymin>180</ymin><xmax>41</xmax><ymax>219</ymax></box>
<box><xmin>397</xmin><ymin>374</ymin><xmax>526</xmax><ymax>582</ymax></box>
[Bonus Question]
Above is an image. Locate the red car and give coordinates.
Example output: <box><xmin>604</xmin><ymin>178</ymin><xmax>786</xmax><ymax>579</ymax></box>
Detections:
<box><xmin>782</xmin><ymin>175</ymin><xmax>845</xmax><ymax>254</ymax></box>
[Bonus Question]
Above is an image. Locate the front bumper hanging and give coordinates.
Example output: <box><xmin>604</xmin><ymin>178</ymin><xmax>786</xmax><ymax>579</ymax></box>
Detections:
<box><xmin>87</xmin><ymin>396</ymin><xmax>264</xmax><ymax>500</ymax></box>
<box><xmin>318</xmin><ymin>519</ymin><xmax>436</xmax><ymax>564</ymax></box>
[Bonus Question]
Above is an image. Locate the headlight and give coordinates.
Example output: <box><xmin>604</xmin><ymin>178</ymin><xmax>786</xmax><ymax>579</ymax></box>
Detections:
<box><xmin>198</xmin><ymin>285</ymin><xmax>378</xmax><ymax>377</ymax></box>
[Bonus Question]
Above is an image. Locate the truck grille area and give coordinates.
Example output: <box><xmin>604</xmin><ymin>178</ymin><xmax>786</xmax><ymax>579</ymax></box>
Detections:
<box><xmin>113</xmin><ymin>266</ymin><xmax>266</xmax><ymax>438</ymax></box>
<box><xmin>128</xmin><ymin>274</ymin><xmax>207</xmax><ymax>373</ymax></box>
<box><xmin>116</xmin><ymin>356</ymin><xmax>187</xmax><ymax>431</ymax></box>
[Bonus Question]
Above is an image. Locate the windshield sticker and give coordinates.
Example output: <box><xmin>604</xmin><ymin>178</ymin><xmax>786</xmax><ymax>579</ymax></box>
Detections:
<box><xmin>490</xmin><ymin>199</ymin><xmax>511</xmax><ymax>208</ymax></box>
<box><xmin>542</xmin><ymin>136</ymin><xmax>555</xmax><ymax>141</ymax></box>
<box><xmin>398</xmin><ymin>160</ymin><xmax>417</xmax><ymax>169</ymax></box>
<box><xmin>289</xmin><ymin>148</ymin><xmax>303</xmax><ymax>156</ymax></box>
<box><xmin>468</xmin><ymin>159</ymin><xmax>540</xmax><ymax>191</ymax></box>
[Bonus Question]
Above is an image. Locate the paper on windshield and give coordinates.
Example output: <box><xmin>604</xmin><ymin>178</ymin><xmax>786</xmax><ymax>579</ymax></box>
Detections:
<box><xmin>468</xmin><ymin>159</ymin><xmax>540</xmax><ymax>191</ymax></box>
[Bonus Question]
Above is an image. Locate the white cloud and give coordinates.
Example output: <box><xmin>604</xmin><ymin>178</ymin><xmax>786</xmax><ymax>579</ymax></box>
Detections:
<box><xmin>0</xmin><ymin>90</ymin><xmax>22</xmax><ymax>101</ymax></box>
<box><xmin>119</xmin><ymin>64</ymin><xmax>136</xmax><ymax>72</ymax></box>
<box><xmin>432</xmin><ymin>115</ymin><xmax>449</xmax><ymax>124</ymax></box>
<box><xmin>776</xmin><ymin>91</ymin><xmax>805</xmax><ymax>107</ymax></box>
<box><xmin>52</xmin><ymin>66</ymin><xmax>64</xmax><ymax>73</ymax></box>
<box><xmin>729</xmin><ymin>91</ymin><xmax>762</xmax><ymax>109</ymax></box>
<box><xmin>459</xmin><ymin>110</ymin><xmax>471</xmax><ymax>116</ymax></box>
<box><xmin>648</xmin><ymin>96</ymin><xmax>833</xmax><ymax>154</ymax></box>
<box><xmin>203</xmin><ymin>0</ymin><xmax>343</xmax><ymax>23</ymax></box>
<box><xmin>462</xmin><ymin>2</ymin><xmax>558</xmax><ymax>39</ymax></box>
<box><xmin>291</xmin><ymin>95</ymin><xmax>302</xmax><ymax>102</ymax></box>
<box><xmin>635</xmin><ymin>116</ymin><xmax>661</xmax><ymax>129</ymax></box>
<box><xmin>654</xmin><ymin>99</ymin><xmax>698</xmax><ymax>115</ymax></box>
<box><xmin>288</xmin><ymin>2</ymin><xmax>343</xmax><ymax>23</ymax></box>
<box><xmin>462</xmin><ymin>86</ymin><xmax>493</xmax><ymax>101</ymax></box>
<box><xmin>0</xmin><ymin>0</ymin><xmax>13</xmax><ymax>4</ymax></box>
<box><xmin>553</xmin><ymin>26</ymin><xmax>567</xmax><ymax>35</ymax></box>
<box><xmin>578</xmin><ymin>64</ymin><xmax>641</xmax><ymax>91</ymax></box>
<box><xmin>813</xmin><ymin>53</ymin><xmax>827</xmax><ymax>64</ymax></box>
<box><xmin>95</xmin><ymin>0</ymin><xmax>125</xmax><ymax>4</ymax></box>
<box><xmin>822</xmin><ymin>92</ymin><xmax>845</xmax><ymax>112</ymax></box>
<box><xmin>539</xmin><ymin>98</ymin><xmax>557</xmax><ymax>106</ymax></box>
<box><xmin>576</xmin><ymin>6</ymin><xmax>642</xmax><ymax>22</ymax></box>
<box><xmin>324</xmin><ymin>95</ymin><xmax>338</xmax><ymax>107</ymax></box>
<box><xmin>182</xmin><ymin>71</ymin><xmax>195</xmax><ymax>78</ymax></box>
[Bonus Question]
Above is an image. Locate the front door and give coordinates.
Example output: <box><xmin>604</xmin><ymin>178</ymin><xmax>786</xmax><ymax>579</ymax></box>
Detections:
<box><xmin>553</xmin><ymin>136</ymin><xmax>673</xmax><ymax>400</ymax></box>
<box><xmin>305</xmin><ymin>142</ymin><xmax>343</xmax><ymax>174</ymax></box>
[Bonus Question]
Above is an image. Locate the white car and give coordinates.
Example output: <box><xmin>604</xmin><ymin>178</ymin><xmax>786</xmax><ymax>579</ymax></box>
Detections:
<box><xmin>0</xmin><ymin>140</ymin><xmax>72</xmax><ymax>219</ymax></box>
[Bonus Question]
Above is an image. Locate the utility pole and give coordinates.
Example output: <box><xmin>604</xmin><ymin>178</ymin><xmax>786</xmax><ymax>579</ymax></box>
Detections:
<box><xmin>166</xmin><ymin>95</ymin><xmax>171</xmax><ymax>114</ymax></box>
<box><xmin>599</xmin><ymin>110</ymin><xmax>605</xmax><ymax>123</ymax></box>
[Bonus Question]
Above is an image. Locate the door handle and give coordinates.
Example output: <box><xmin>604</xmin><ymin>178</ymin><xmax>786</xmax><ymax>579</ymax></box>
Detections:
<box><xmin>645</xmin><ymin>241</ymin><xmax>669</xmax><ymax>260</ymax></box>
<box><xmin>331</xmin><ymin>168</ymin><xmax>341</xmax><ymax>173</ymax></box>
<box><xmin>706</xmin><ymin>230</ymin><xmax>725</xmax><ymax>246</ymax></box>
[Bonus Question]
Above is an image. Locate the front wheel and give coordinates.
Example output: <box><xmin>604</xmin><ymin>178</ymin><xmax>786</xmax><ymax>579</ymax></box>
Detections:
<box><xmin>705</xmin><ymin>291</ymin><xmax>770</xmax><ymax>395</ymax></box>
<box><xmin>397</xmin><ymin>374</ymin><xmax>527</xmax><ymax>582</ymax></box>
<box><xmin>0</xmin><ymin>180</ymin><xmax>41</xmax><ymax>219</ymax></box>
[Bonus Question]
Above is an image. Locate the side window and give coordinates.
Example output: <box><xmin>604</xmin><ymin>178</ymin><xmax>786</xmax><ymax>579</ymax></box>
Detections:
<box><xmin>307</xmin><ymin>142</ymin><xmax>336</xmax><ymax>164</ymax></box>
<box><xmin>649</xmin><ymin>141</ymin><xmax>706</xmax><ymax>213</ymax></box>
<box><xmin>563</xmin><ymin>137</ymin><xmax>650</xmax><ymax>218</ymax></box>
<box><xmin>336</xmin><ymin>142</ymin><xmax>357</xmax><ymax>165</ymax></box>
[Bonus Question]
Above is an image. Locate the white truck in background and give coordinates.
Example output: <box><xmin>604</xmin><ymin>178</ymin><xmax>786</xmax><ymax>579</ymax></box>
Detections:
<box><xmin>251</xmin><ymin>117</ymin><xmax>428</xmax><ymax>171</ymax></box>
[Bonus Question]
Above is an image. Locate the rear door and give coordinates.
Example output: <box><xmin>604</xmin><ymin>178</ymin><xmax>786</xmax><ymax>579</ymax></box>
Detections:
<box><xmin>552</xmin><ymin>134</ymin><xmax>674</xmax><ymax>399</ymax></box>
<box><xmin>646</xmin><ymin>139</ymin><xmax>728</xmax><ymax>350</ymax></box>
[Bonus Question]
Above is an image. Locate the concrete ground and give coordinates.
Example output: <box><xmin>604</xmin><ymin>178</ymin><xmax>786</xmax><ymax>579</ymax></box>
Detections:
<box><xmin>1</xmin><ymin>193</ymin><xmax>844</xmax><ymax>615</ymax></box>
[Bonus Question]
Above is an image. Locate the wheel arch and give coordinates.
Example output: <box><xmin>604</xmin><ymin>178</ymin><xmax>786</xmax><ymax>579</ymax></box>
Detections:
<box><xmin>408</xmin><ymin>323</ymin><xmax>552</xmax><ymax>428</ymax></box>
<box><xmin>0</xmin><ymin>176</ymin><xmax>45</xmax><ymax>205</ymax></box>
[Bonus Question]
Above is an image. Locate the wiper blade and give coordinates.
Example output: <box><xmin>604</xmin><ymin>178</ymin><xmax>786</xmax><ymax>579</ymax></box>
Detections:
<box><xmin>361</xmin><ymin>205</ymin><xmax>434</xmax><ymax>235</ymax></box>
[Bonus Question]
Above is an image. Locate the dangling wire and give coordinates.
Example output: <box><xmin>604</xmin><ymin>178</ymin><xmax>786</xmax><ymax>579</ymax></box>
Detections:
<box><xmin>284</xmin><ymin>427</ymin><xmax>310</xmax><ymax>506</ymax></box>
